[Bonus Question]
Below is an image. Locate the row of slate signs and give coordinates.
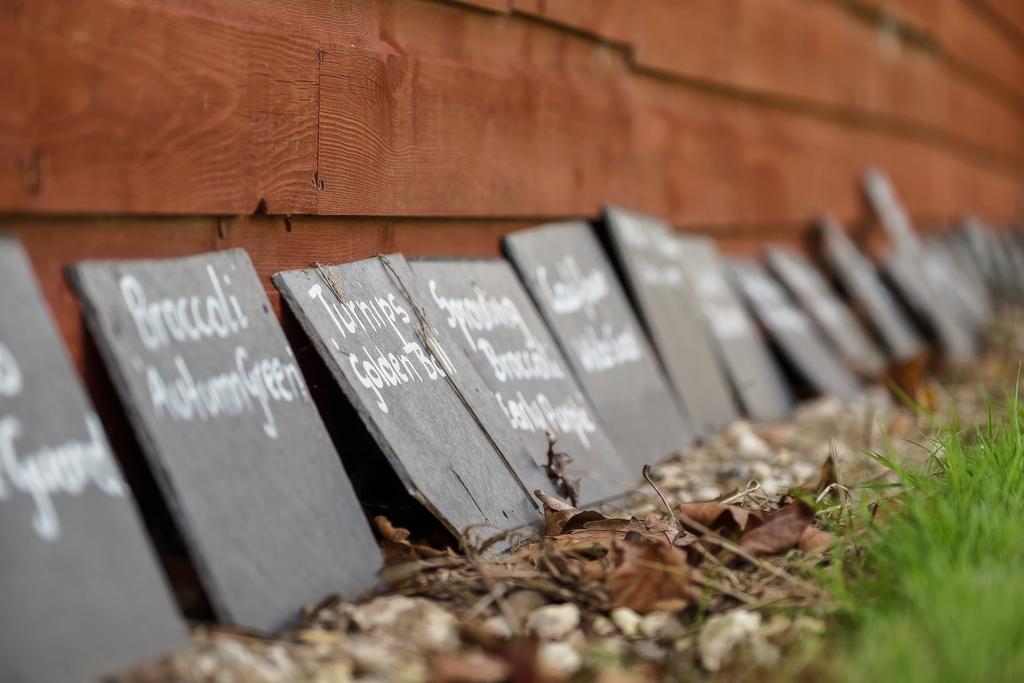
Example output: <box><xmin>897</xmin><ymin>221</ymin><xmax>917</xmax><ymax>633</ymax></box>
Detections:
<box><xmin>3</xmin><ymin>182</ymin><xmax>1012</xmax><ymax>681</ymax></box>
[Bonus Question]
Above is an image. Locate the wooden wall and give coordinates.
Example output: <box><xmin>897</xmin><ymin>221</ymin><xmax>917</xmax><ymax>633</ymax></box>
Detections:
<box><xmin>1</xmin><ymin>0</ymin><xmax>1022</xmax><ymax>371</ymax></box>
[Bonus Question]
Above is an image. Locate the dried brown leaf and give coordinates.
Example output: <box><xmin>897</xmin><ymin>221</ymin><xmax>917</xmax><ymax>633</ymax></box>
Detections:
<box><xmin>543</xmin><ymin>432</ymin><xmax>581</xmax><ymax>507</ymax></box>
<box><xmin>374</xmin><ymin>515</ymin><xmax>446</xmax><ymax>565</ymax></box>
<box><xmin>737</xmin><ymin>502</ymin><xmax>815</xmax><ymax>556</ymax></box>
<box><xmin>677</xmin><ymin>501</ymin><xmax>762</xmax><ymax>536</ymax></box>
<box><xmin>798</xmin><ymin>525</ymin><xmax>833</xmax><ymax>554</ymax></box>
<box><xmin>605</xmin><ymin>532</ymin><xmax>697</xmax><ymax>613</ymax></box>
<box><xmin>561</xmin><ymin>510</ymin><xmax>609</xmax><ymax>533</ymax></box>
<box><xmin>535</xmin><ymin>489</ymin><xmax>578</xmax><ymax>535</ymax></box>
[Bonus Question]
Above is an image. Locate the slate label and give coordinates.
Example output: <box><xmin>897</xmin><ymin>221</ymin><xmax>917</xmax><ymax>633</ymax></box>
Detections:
<box><xmin>731</xmin><ymin>262</ymin><xmax>861</xmax><ymax>400</ymax></box>
<box><xmin>818</xmin><ymin>215</ymin><xmax>924</xmax><ymax>362</ymax></box>
<box><xmin>69</xmin><ymin>249</ymin><xmax>381</xmax><ymax>633</ymax></box>
<box><xmin>675</xmin><ymin>236</ymin><xmax>792</xmax><ymax>422</ymax></box>
<box><xmin>863</xmin><ymin>169</ymin><xmax>975</xmax><ymax>362</ymax></box>
<box><xmin>1</xmin><ymin>236</ymin><xmax>186</xmax><ymax>683</ymax></box>
<box><xmin>602</xmin><ymin>206</ymin><xmax>739</xmax><ymax>437</ymax></box>
<box><xmin>503</xmin><ymin>222</ymin><xmax>694</xmax><ymax>469</ymax></box>
<box><xmin>884</xmin><ymin>252</ymin><xmax>977</xmax><ymax>363</ymax></box>
<box><xmin>412</xmin><ymin>258</ymin><xmax>630</xmax><ymax>504</ymax></box>
<box><xmin>766</xmin><ymin>247</ymin><xmax>887</xmax><ymax>378</ymax></box>
<box><xmin>273</xmin><ymin>255</ymin><xmax>552</xmax><ymax>539</ymax></box>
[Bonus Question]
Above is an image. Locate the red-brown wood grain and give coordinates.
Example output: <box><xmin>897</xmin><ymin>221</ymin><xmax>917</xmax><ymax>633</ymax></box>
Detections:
<box><xmin>971</xmin><ymin>0</ymin><xmax>1024</xmax><ymax>45</ymax></box>
<box><xmin>316</xmin><ymin>43</ymin><xmax>1022</xmax><ymax>225</ymax></box>
<box><xmin>511</xmin><ymin>0</ymin><xmax>1024</xmax><ymax>160</ymax></box>
<box><xmin>868</xmin><ymin>0</ymin><xmax>1024</xmax><ymax>103</ymax></box>
<box><xmin>0</xmin><ymin>1</ymin><xmax>320</xmax><ymax>215</ymax></box>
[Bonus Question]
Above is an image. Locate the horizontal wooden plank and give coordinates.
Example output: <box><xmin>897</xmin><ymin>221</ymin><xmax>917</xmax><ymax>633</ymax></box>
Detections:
<box><xmin>0</xmin><ymin>0</ymin><xmax>319</xmax><ymax>214</ymax></box>
<box><xmin>511</xmin><ymin>0</ymin><xmax>1024</xmax><ymax>161</ymax></box>
<box><xmin>317</xmin><ymin>44</ymin><xmax>1023</xmax><ymax>225</ymax></box>
<box><xmin>971</xmin><ymin>0</ymin><xmax>1024</xmax><ymax>44</ymax></box>
<box><xmin>864</xmin><ymin>0</ymin><xmax>1024</xmax><ymax>103</ymax></box>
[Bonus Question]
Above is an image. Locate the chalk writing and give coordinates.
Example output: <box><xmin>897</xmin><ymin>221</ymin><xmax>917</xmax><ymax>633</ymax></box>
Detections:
<box><xmin>536</xmin><ymin>257</ymin><xmax>642</xmax><ymax>373</ymax></box>
<box><xmin>692</xmin><ymin>272</ymin><xmax>750</xmax><ymax>339</ymax></box>
<box><xmin>307</xmin><ymin>282</ymin><xmax>457</xmax><ymax>414</ymax></box>
<box><xmin>426</xmin><ymin>276</ymin><xmax>599</xmax><ymax>447</ymax></box>
<box><xmin>428</xmin><ymin>280</ymin><xmax>563</xmax><ymax>382</ymax></box>
<box><xmin>121</xmin><ymin>270</ymin><xmax>306</xmax><ymax>439</ymax></box>
<box><xmin>121</xmin><ymin>267</ymin><xmax>249</xmax><ymax>352</ymax></box>
<box><xmin>0</xmin><ymin>348</ymin><xmax>125</xmax><ymax>542</ymax></box>
<box><xmin>615</xmin><ymin>213</ymin><xmax>685</xmax><ymax>289</ymax></box>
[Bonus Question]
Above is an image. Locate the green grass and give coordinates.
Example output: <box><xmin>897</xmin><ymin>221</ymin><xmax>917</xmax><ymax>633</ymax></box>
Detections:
<box><xmin>832</xmin><ymin>395</ymin><xmax>1024</xmax><ymax>683</ymax></box>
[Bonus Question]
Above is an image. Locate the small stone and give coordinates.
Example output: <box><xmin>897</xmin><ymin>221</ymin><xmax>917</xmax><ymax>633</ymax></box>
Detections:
<box><xmin>478</xmin><ymin>615</ymin><xmax>512</xmax><ymax>641</ymax></box>
<box><xmin>750</xmin><ymin>461</ymin><xmax>774</xmax><ymax>480</ymax></box>
<box><xmin>639</xmin><ymin>612</ymin><xmax>684</xmax><ymax>640</ymax></box>
<box><xmin>697</xmin><ymin>609</ymin><xmax>762</xmax><ymax>672</ymax></box>
<box><xmin>693</xmin><ymin>484</ymin><xmax>722</xmax><ymax>501</ymax></box>
<box><xmin>538</xmin><ymin>641</ymin><xmax>582</xmax><ymax>678</ymax></box>
<box><xmin>790</xmin><ymin>460</ymin><xmax>819</xmax><ymax>485</ymax></box>
<box><xmin>350</xmin><ymin>596</ymin><xmax>458</xmax><ymax>652</ymax></box>
<box><xmin>610</xmin><ymin>607</ymin><xmax>642</xmax><ymax>638</ymax></box>
<box><xmin>526</xmin><ymin>603</ymin><xmax>580</xmax><ymax>640</ymax></box>
<box><xmin>729</xmin><ymin>422</ymin><xmax>771</xmax><ymax>459</ymax></box>
<box><xmin>590</xmin><ymin>616</ymin><xmax>617</xmax><ymax>637</ymax></box>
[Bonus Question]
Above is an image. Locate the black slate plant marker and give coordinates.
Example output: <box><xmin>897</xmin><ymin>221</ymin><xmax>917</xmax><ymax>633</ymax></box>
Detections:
<box><xmin>411</xmin><ymin>258</ymin><xmax>631</xmax><ymax>503</ymax></box>
<box><xmin>503</xmin><ymin>221</ymin><xmax>695</xmax><ymax>469</ymax></box>
<box><xmin>601</xmin><ymin>206</ymin><xmax>739</xmax><ymax>437</ymax></box>
<box><xmin>1</xmin><ymin>236</ymin><xmax>187</xmax><ymax>683</ymax></box>
<box><xmin>884</xmin><ymin>251</ymin><xmax>977</xmax><ymax>363</ymax></box>
<box><xmin>766</xmin><ymin>246</ymin><xmax>887</xmax><ymax>379</ymax></box>
<box><xmin>818</xmin><ymin>215</ymin><xmax>925</xmax><ymax>362</ymax></box>
<box><xmin>674</xmin><ymin>235</ymin><xmax>793</xmax><ymax>422</ymax></box>
<box><xmin>273</xmin><ymin>255</ymin><xmax>553</xmax><ymax>540</ymax></box>
<box><xmin>864</xmin><ymin>168</ymin><xmax>976</xmax><ymax>363</ymax></box>
<box><xmin>730</xmin><ymin>261</ymin><xmax>861</xmax><ymax>401</ymax></box>
<box><xmin>69</xmin><ymin>249</ymin><xmax>381</xmax><ymax>633</ymax></box>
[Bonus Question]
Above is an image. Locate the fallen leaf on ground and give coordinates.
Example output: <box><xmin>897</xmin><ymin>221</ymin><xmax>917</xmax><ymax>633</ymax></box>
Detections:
<box><xmin>798</xmin><ymin>525</ymin><xmax>833</xmax><ymax>553</ymax></box>
<box><xmin>375</xmin><ymin>515</ymin><xmax>447</xmax><ymax>565</ymax></box>
<box><xmin>738</xmin><ymin>502</ymin><xmax>815</xmax><ymax>556</ymax></box>
<box><xmin>605</xmin><ymin>532</ymin><xmax>697</xmax><ymax>613</ymax></box>
<box><xmin>543</xmin><ymin>432</ymin><xmax>581</xmax><ymax>507</ymax></box>
<box><xmin>677</xmin><ymin>501</ymin><xmax>762</xmax><ymax>536</ymax></box>
<box><xmin>536</xmin><ymin>489</ymin><xmax>578</xmax><ymax>535</ymax></box>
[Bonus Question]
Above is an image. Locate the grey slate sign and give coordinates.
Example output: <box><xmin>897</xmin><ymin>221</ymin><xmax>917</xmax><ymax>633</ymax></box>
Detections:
<box><xmin>818</xmin><ymin>215</ymin><xmax>925</xmax><ymax>362</ymax></box>
<box><xmin>504</xmin><ymin>222</ymin><xmax>695</xmax><ymax>470</ymax></box>
<box><xmin>602</xmin><ymin>206</ymin><xmax>739</xmax><ymax>437</ymax></box>
<box><xmin>731</xmin><ymin>261</ymin><xmax>861</xmax><ymax>401</ymax></box>
<box><xmin>863</xmin><ymin>167</ymin><xmax>921</xmax><ymax>253</ymax></box>
<box><xmin>884</xmin><ymin>251</ymin><xmax>977</xmax><ymax>363</ymax></box>
<box><xmin>766</xmin><ymin>247</ymin><xmax>887</xmax><ymax>378</ymax></box>
<box><xmin>1</xmin><ymin>237</ymin><xmax>186</xmax><ymax>683</ymax></box>
<box><xmin>69</xmin><ymin>249</ymin><xmax>381</xmax><ymax>633</ymax></box>
<box><xmin>675</xmin><ymin>236</ymin><xmax>792</xmax><ymax>422</ymax></box>
<box><xmin>924</xmin><ymin>241</ymin><xmax>990</xmax><ymax>332</ymax></box>
<box><xmin>273</xmin><ymin>255</ymin><xmax>551</xmax><ymax>539</ymax></box>
<box><xmin>411</xmin><ymin>258</ymin><xmax>630</xmax><ymax>503</ymax></box>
